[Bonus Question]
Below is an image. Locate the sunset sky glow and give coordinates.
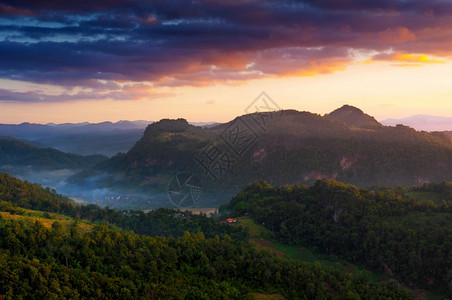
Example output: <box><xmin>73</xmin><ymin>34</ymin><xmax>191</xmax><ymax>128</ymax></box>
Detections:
<box><xmin>0</xmin><ymin>0</ymin><xmax>451</xmax><ymax>123</ymax></box>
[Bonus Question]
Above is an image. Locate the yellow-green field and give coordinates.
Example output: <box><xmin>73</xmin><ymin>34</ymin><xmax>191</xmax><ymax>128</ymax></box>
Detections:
<box><xmin>234</xmin><ymin>216</ymin><xmax>447</xmax><ymax>299</ymax></box>
<box><xmin>235</xmin><ymin>216</ymin><xmax>384</xmax><ymax>282</ymax></box>
<box><xmin>0</xmin><ymin>209</ymin><xmax>92</xmax><ymax>232</ymax></box>
<box><xmin>234</xmin><ymin>216</ymin><xmax>274</xmax><ymax>238</ymax></box>
<box><xmin>248</xmin><ymin>293</ymin><xmax>286</xmax><ymax>300</ymax></box>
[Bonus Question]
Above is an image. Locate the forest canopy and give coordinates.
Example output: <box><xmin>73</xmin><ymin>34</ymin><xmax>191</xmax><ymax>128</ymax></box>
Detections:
<box><xmin>0</xmin><ymin>173</ymin><xmax>418</xmax><ymax>299</ymax></box>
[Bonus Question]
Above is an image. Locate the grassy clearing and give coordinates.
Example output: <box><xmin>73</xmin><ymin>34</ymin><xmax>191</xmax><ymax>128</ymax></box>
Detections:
<box><xmin>405</xmin><ymin>191</ymin><xmax>443</xmax><ymax>204</ymax></box>
<box><xmin>0</xmin><ymin>209</ymin><xmax>92</xmax><ymax>232</ymax></box>
<box><xmin>239</xmin><ymin>216</ymin><xmax>386</xmax><ymax>284</ymax></box>
<box><xmin>249</xmin><ymin>238</ymin><xmax>285</xmax><ymax>258</ymax></box>
<box><xmin>235</xmin><ymin>216</ymin><xmax>274</xmax><ymax>238</ymax></box>
<box><xmin>248</xmin><ymin>293</ymin><xmax>286</xmax><ymax>300</ymax></box>
<box><xmin>240</xmin><ymin>216</ymin><xmax>448</xmax><ymax>299</ymax></box>
<box><xmin>272</xmin><ymin>242</ymin><xmax>383</xmax><ymax>282</ymax></box>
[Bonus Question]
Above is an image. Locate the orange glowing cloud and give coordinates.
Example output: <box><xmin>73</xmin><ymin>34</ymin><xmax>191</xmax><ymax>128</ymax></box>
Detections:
<box><xmin>394</xmin><ymin>53</ymin><xmax>445</xmax><ymax>64</ymax></box>
<box><xmin>278</xmin><ymin>60</ymin><xmax>349</xmax><ymax>77</ymax></box>
<box><xmin>2</xmin><ymin>0</ymin><xmax>452</xmax><ymax>104</ymax></box>
<box><xmin>366</xmin><ymin>52</ymin><xmax>448</xmax><ymax>67</ymax></box>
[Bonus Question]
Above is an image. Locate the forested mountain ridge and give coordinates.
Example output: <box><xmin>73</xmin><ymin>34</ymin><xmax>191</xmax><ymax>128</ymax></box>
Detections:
<box><xmin>222</xmin><ymin>180</ymin><xmax>452</xmax><ymax>296</ymax></box>
<box><xmin>0</xmin><ymin>138</ymin><xmax>107</xmax><ymax>170</ymax></box>
<box><xmin>71</xmin><ymin>106</ymin><xmax>452</xmax><ymax>207</ymax></box>
<box><xmin>0</xmin><ymin>174</ymin><xmax>414</xmax><ymax>299</ymax></box>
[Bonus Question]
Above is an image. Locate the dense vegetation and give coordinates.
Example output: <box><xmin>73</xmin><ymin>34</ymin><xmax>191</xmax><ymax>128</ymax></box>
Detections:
<box><xmin>71</xmin><ymin>106</ymin><xmax>452</xmax><ymax>207</ymax></box>
<box><xmin>0</xmin><ymin>218</ymin><xmax>412</xmax><ymax>299</ymax></box>
<box><xmin>0</xmin><ymin>174</ymin><xmax>415</xmax><ymax>298</ymax></box>
<box><xmin>0</xmin><ymin>138</ymin><xmax>106</xmax><ymax>169</ymax></box>
<box><xmin>0</xmin><ymin>173</ymin><xmax>246</xmax><ymax>241</ymax></box>
<box><xmin>222</xmin><ymin>180</ymin><xmax>452</xmax><ymax>296</ymax></box>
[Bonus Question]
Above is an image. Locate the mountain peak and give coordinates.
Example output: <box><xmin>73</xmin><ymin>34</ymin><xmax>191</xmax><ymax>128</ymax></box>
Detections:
<box><xmin>326</xmin><ymin>105</ymin><xmax>381</xmax><ymax>129</ymax></box>
<box><xmin>144</xmin><ymin>118</ymin><xmax>191</xmax><ymax>135</ymax></box>
<box><xmin>334</xmin><ymin>105</ymin><xmax>364</xmax><ymax>114</ymax></box>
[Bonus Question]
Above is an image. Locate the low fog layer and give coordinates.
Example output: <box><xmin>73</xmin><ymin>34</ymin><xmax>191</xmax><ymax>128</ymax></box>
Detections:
<box><xmin>0</xmin><ymin>166</ymin><xmax>170</xmax><ymax>210</ymax></box>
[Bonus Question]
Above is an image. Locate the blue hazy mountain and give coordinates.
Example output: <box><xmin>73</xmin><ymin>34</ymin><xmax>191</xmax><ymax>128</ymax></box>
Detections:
<box><xmin>0</xmin><ymin>120</ymin><xmax>151</xmax><ymax>157</ymax></box>
<box><xmin>381</xmin><ymin>115</ymin><xmax>452</xmax><ymax>131</ymax></box>
<box><xmin>0</xmin><ymin>120</ymin><xmax>219</xmax><ymax>157</ymax></box>
<box><xmin>0</xmin><ymin>137</ymin><xmax>106</xmax><ymax>170</ymax></box>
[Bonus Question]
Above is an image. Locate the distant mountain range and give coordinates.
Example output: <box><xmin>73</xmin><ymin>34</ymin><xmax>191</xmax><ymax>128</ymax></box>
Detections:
<box><xmin>0</xmin><ymin>120</ymin><xmax>219</xmax><ymax>157</ymax></box>
<box><xmin>0</xmin><ymin>137</ymin><xmax>106</xmax><ymax>170</ymax></box>
<box><xmin>3</xmin><ymin>107</ymin><xmax>452</xmax><ymax>208</ymax></box>
<box><xmin>70</xmin><ymin>105</ymin><xmax>452</xmax><ymax>207</ymax></box>
<box><xmin>381</xmin><ymin>115</ymin><xmax>452</xmax><ymax>131</ymax></box>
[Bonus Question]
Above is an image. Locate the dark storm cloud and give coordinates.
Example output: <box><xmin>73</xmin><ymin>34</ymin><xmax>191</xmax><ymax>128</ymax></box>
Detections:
<box><xmin>0</xmin><ymin>0</ymin><xmax>451</xmax><ymax>101</ymax></box>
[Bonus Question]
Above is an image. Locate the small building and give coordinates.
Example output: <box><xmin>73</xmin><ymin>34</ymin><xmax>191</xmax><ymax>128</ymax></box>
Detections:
<box><xmin>226</xmin><ymin>218</ymin><xmax>237</xmax><ymax>223</ymax></box>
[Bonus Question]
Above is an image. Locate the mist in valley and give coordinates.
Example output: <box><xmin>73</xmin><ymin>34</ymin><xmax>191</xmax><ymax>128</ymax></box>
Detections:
<box><xmin>0</xmin><ymin>166</ymin><xmax>170</xmax><ymax>210</ymax></box>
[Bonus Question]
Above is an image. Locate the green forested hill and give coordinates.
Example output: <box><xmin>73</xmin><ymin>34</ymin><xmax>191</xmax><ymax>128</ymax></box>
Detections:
<box><xmin>72</xmin><ymin>106</ymin><xmax>452</xmax><ymax>207</ymax></box>
<box><xmin>222</xmin><ymin>180</ymin><xmax>452</xmax><ymax>296</ymax></box>
<box><xmin>0</xmin><ymin>174</ymin><xmax>414</xmax><ymax>299</ymax></box>
<box><xmin>0</xmin><ymin>219</ymin><xmax>413</xmax><ymax>299</ymax></box>
<box><xmin>0</xmin><ymin>138</ymin><xmax>107</xmax><ymax>169</ymax></box>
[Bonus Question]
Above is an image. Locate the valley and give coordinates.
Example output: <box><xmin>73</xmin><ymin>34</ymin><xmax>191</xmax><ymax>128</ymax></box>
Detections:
<box><xmin>1</xmin><ymin>1</ymin><xmax>451</xmax><ymax>298</ymax></box>
<box><xmin>3</xmin><ymin>105</ymin><xmax>452</xmax><ymax>211</ymax></box>
<box><xmin>2</xmin><ymin>173</ymin><xmax>450</xmax><ymax>298</ymax></box>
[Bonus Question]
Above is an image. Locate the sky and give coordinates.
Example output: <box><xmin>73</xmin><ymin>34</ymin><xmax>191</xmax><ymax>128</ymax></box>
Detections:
<box><xmin>0</xmin><ymin>0</ymin><xmax>451</xmax><ymax>124</ymax></box>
